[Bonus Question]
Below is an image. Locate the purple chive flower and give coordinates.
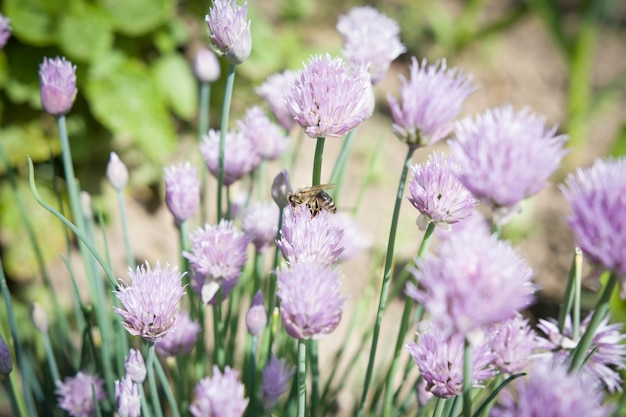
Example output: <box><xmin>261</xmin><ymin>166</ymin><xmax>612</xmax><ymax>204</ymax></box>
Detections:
<box><xmin>277</xmin><ymin>205</ymin><xmax>344</xmax><ymax>267</ymax></box>
<box><xmin>271</xmin><ymin>169</ymin><xmax>293</xmax><ymax>210</ymax></box>
<box><xmin>408</xmin><ymin>152</ymin><xmax>478</xmax><ymax>230</ymax></box>
<box><xmin>114</xmin><ymin>261</ymin><xmax>186</xmax><ymax>342</ymax></box>
<box><xmin>534</xmin><ymin>312</ymin><xmax>626</xmax><ymax>392</ymax></box>
<box><xmin>277</xmin><ymin>261</ymin><xmax>346</xmax><ymax>340</ymax></box>
<box><xmin>194</xmin><ymin>48</ymin><xmax>221</xmax><ymax>83</ymax></box>
<box><xmin>450</xmin><ymin>106</ymin><xmax>569</xmax><ymax>224</ymax></box>
<box><xmin>284</xmin><ymin>54</ymin><xmax>373</xmax><ymax>139</ymax></box>
<box><xmin>333</xmin><ymin>212</ymin><xmax>370</xmax><ymax>262</ymax></box>
<box><xmin>487</xmin><ymin>314</ymin><xmax>537</xmax><ymax>375</ymax></box>
<box><xmin>388</xmin><ymin>57</ymin><xmax>474</xmax><ymax>147</ymax></box>
<box><xmin>164</xmin><ymin>162</ymin><xmax>201</xmax><ymax>223</ymax></box>
<box><xmin>0</xmin><ymin>14</ymin><xmax>11</xmax><ymax>49</ymax></box>
<box><xmin>190</xmin><ymin>365</ymin><xmax>249</xmax><ymax>417</ymax></box>
<box><xmin>260</xmin><ymin>355</ymin><xmax>295</xmax><ymax>411</ymax></box>
<box><xmin>491</xmin><ymin>361</ymin><xmax>613</xmax><ymax>417</ymax></box>
<box><xmin>238</xmin><ymin>106</ymin><xmax>290</xmax><ymax>161</ymax></box>
<box><xmin>245</xmin><ymin>291</ymin><xmax>267</xmax><ymax>337</ymax></box>
<box><xmin>106</xmin><ymin>152</ymin><xmax>129</xmax><ymax>191</ymax></box>
<box><xmin>561</xmin><ymin>157</ymin><xmax>626</xmax><ymax>279</ymax></box>
<box><xmin>242</xmin><ymin>201</ymin><xmax>279</xmax><ymax>254</ymax></box>
<box><xmin>256</xmin><ymin>70</ymin><xmax>299</xmax><ymax>131</ymax></box>
<box><xmin>56</xmin><ymin>371</ymin><xmax>105</xmax><ymax>417</ymax></box>
<box><xmin>406</xmin><ymin>230</ymin><xmax>535</xmax><ymax>338</ymax></box>
<box><xmin>124</xmin><ymin>349</ymin><xmax>146</xmax><ymax>383</ymax></box>
<box><xmin>115</xmin><ymin>376</ymin><xmax>141</xmax><ymax>417</ymax></box>
<box><xmin>0</xmin><ymin>335</ymin><xmax>12</xmax><ymax>375</ymax></box>
<box><xmin>200</xmin><ymin>129</ymin><xmax>260</xmax><ymax>187</ymax></box>
<box><xmin>205</xmin><ymin>0</ymin><xmax>251</xmax><ymax>65</ymax></box>
<box><xmin>337</xmin><ymin>6</ymin><xmax>406</xmax><ymax>85</ymax></box>
<box><xmin>407</xmin><ymin>329</ymin><xmax>496</xmax><ymax>399</ymax></box>
<box><xmin>155</xmin><ymin>310</ymin><xmax>201</xmax><ymax>357</ymax></box>
<box><xmin>184</xmin><ymin>220</ymin><xmax>250</xmax><ymax>304</ymax></box>
<box><xmin>39</xmin><ymin>56</ymin><xmax>78</xmax><ymax>116</ymax></box>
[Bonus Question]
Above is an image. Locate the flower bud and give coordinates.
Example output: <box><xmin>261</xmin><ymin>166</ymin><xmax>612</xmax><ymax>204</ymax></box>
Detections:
<box><xmin>31</xmin><ymin>302</ymin><xmax>49</xmax><ymax>334</ymax></box>
<box><xmin>80</xmin><ymin>191</ymin><xmax>93</xmax><ymax>221</ymax></box>
<box><xmin>107</xmin><ymin>152</ymin><xmax>129</xmax><ymax>191</ymax></box>
<box><xmin>271</xmin><ymin>170</ymin><xmax>292</xmax><ymax>209</ymax></box>
<box><xmin>39</xmin><ymin>56</ymin><xmax>77</xmax><ymax>116</ymax></box>
<box><xmin>124</xmin><ymin>349</ymin><xmax>146</xmax><ymax>383</ymax></box>
<box><xmin>246</xmin><ymin>291</ymin><xmax>267</xmax><ymax>336</ymax></box>
<box><xmin>194</xmin><ymin>48</ymin><xmax>221</xmax><ymax>83</ymax></box>
<box><xmin>0</xmin><ymin>335</ymin><xmax>12</xmax><ymax>375</ymax></box>
<box><xmin>0</xmin><ymin>14</ymin><xmax>12</xmax><ymax>49</ymax></box>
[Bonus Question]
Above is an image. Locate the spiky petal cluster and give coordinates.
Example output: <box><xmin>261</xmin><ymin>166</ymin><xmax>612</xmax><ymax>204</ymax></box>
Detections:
<box><xmin>205</xmin><ymin>0</ymin><xmax>251</xmax><ymax>65</ymax></box>
<box><xmin>0</xmin><ymin>14</ymin><xmax>11</xmax><ymax>48</ymax></box>
<box><xmin>242</xmin><ymin>201</ymin><xmax>279</xmax><ymax>253</ymax></box>
<box><xmin>189</xmin><ymin>366</ymin><xmax>249</xmax><ymax>417</ymax></box>
<box><xmin>406</xmin><ymin>230</ymin><xmax>535</xmax><ymax>337</ymax></box>
<box><xmin>490</xmin><ymin>361</ymin><xmax>613</xmax><ymax>417</ymax></box>
<box><xmin>487</xmin><ymin>315</ymin><xmax>537</xmax><ymax>374</ymax></box>
<box><xmin>39</xmin><ymin>56</ymin><xmax>77</xmax><ymax>116</ymax></box>
<box><xmin>114</xmin><ymin>261</ymin><xmax>186</xmax><ymax>342</ymax></box>
<box><xmin>407</xmin><ymin>329</ymin><xmax>496</xmax><ymax>399</ymax></box>
<box><xmin>56</xmin><ymin>371</ymin><xmax>105</xmax><ymax>417</ymax></box>
<box><xmin>388</xmin><ymin>57</ymin><xmax>474</xmax><ymax>147</ymax></box>
<box><xmin>277</xmin><ymin>261</ymin><xmax>346</xmax><ymax>340</ymax></box>
<box><xmin>238</xmin><ymin>106</ymin><xmax>290</xmax><ymax>160</ymax></box>
<box><xmin>284</xmin><ymin>54</ymin><xmax>373</xmax><ymax>139</ymax></box>
<box><xmin>408</xmin><ymin>152</ymin><xmax>478</xmax><ymax>230</ymax></box>
<box><xmin>156</xmin><ymin>310</ymin><xmax>201</xmax><ymax>357</ymax></box>
<box><xmin>115</xmin><ymin>376</ymin><xmax>141</xmax><ymax>417</ymax></box>
<box><xmin>260</xmin><ymin>355</ymin><xmax>295</xmax><ymax>411</ymax></box>
<box><xmin>256</xmin><ymin>70</ymin><xmax>299</xmax><ymax>131</ymax></box>
<box><xmin>561</xmin><ymin>157</ymin><xmax>626</xmax><ymax>279</ymax></box>
<box><xmin>534</xmin><ymin>313</ymin><xmax>626</xmax><ymax>392</ymax></box>
<box><xmin>124</xmin><ymin>349</ymin><xmax>146</xmax><ymax>383</ymax></box>
<box><xmin>450</xmin><ymin>106</ymin><xmax>568</xmax><ymax>222</ymax></box>
<box><xmin>277</xmin><ymin>205</ymin><xmax>344</xmax><ymax>267</ymax></box>
<box><xmin>164</xmin><ymin>162</ymin><xmax>201</xmax><ymax>223</ymax></box>
<box><xmin>200</xmin><ymin>129</ymin><xmax>260</xmax><ymax>186</ymax></box>
<box><xmin>337</xmin><ymin>6</ymin><xmax>406</xmax><ymax>85</ymax></box>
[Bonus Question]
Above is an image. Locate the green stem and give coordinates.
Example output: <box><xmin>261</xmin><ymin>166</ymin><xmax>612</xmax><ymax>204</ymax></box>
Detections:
<box><xmin>116</xmin><ymin>190</ymin><xmax>135</xmax><ymax>269</ymax></box>
<box><xmin>154</xmin><ymin>354</ymin><xmax>181</xmax><ymax>417</ymax></box>
<box><xmin>356</xmin><ymin>146</ymin><xmax>415</xmax><ymax>417</ymax></box>
<box><xmin>249</xmin><ymin>335</ymin><xmax>258</xmax><ymax>417</ymax></box>
<box><xmin>462</xmin><ymin>338</ymin><xmax>471</xmax><ymax>417</ymax></box>
<box><xmin>214</xmin><ymin>289</ymin><xmax>225</xmax><ymax>369</ymax></box>
<box><xmin>312</xmin><ymin>137</ymin><xmax>326</xmax><ymax>186</ymax></box>
<box><xmin>433</xmin><ymin>398</ymin><xmax>446</xmax><ymax>417</ymax></box>
<box><xmin>41</xmin><ymin>331</ymin><xmax>61</xmax><ymax>383</ymax></box>
<box><xmin>2</xmin><ymin>377</ymin><xmax>22</xmax><ymax>417</ymax></box>
<box><xmin>146</xmin><ymin>344</ymin><xmax>164</xmax><ymax>417</ymax></box>
<box><xmin>217</xmin><ymin>64</ymin><xmax>236</xmax><ymax>221</ymax></box>
<box><xmin>329</xmin><ymin>129</ymin><xmax>356</xmax><ymax>185</ymax></box>
<box><xmin>309</xmin><ymin>340</ymin><xmax>320</xmax><ymax>417</ymax></box>
<box><xmin>264</xmin><ymin>209</ymin><xmax>283</xmax><ymax>363</ymax></box>
<box><xmin>199</xmin><ymin>81</ymin><xmax>211</xmax><ymax>226</ymax></box>
<box><xmin>558</xmin><ymin>248</ymin><xmax>582</xmax><ymax>333</ymax></box>
<box><xmin>297</xmin><ymin>340</ymin><xmax>307</xmax><ymax>417</ymax></box>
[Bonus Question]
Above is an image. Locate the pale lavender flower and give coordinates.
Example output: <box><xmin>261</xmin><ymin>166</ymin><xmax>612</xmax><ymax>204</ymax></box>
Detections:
<box><xmin>408</xmin><ymin>152</ymin><xmax>478</xmax><ymax>230</ymax></box>
<box><xmin>337</xmin><ymin>6</ymin><xmax>406</xmax><ymax>85</ymax></box>
<box><xmin>205</xmin><ymin>0</ymin><xmax>251</xmax><ymax>65</ymax></box>
<box><xmin>277</xmin><ymin>261</ymin><xmax>346</xmax><ymax>340</ymax></box>
<box><xmin>164</xmin><ymin>162</ymin><xmax>200</xmax><ymax>223</ymax></box>
<box><xmin>284</xmin><ymin>54</ymin><xmax>373</xmax><ymax>138</ymax></box>
<box><xmin>242</xmin><ymin>201</ymin><xmax>279</xmax><ymax>253</ymax></box>
<box><xmin>277</xmin><ymin>205</ymin><xmax>344</xmax><ymax>267</ymax></box>
<box><xmin>534</xmin><ymin>313</ymin><xmax>626</xmax><ymax>392</ymax></box>
<box><xmin>56</xmin><ymin>371</ymin><xmax>105</xmax><ymax>417</ymax></box>
<box><xmin>260</xmin><ymin>355</ymin><xmax>295</xmax><ymax>411</ymax></box>
<box><xmin>245</xmin><ymin>291</ymin><xmax>267</xmax><ymax>337</ymax></box>
<box><xmin>114</xmin><ymin>261</ymin><xmax>186</xmax><ymax>342</ymax></box>
<box><xmin>200</xmin><ymin>129</ymin><xmax>260</xmax><ymax>186</ymax></box>
<box><xmin>115</xmin><ymin>376</ymin><xmax>141</xmax><ymax>417</ymax></box>
<box><xmin>333</xmin><ymin>213</ymin><xmax>370</xmax><ymax>262</ymax></box>
<box><xmin>561</xmin><ymin>157</ymin><xmax>626</xmax><ymax>279</ymax></box>
<box><xmin>0</xmin><ymin>335</ymin><xmax>12</xmax><ymax>375</ymax></box>
<box><xmin>388</xmin><ymin>57</ymin><xmax>474</xmax><ymax>147</ymax></box>
<box><xmin>107</xmin><ymin>152</ymin><xmax>129</xmax><ymax>191</ymax></box>
<box><xmin>31</xmin><ymin>302</ymin><xmax>49</xmax><ymax>334</ymax></box>
<box><xmin>406</xmin><ymin>230</ymin><xmax>535</xmax><ymax>337</ymax></box>
<box><xmin>124</xmin><ymin>349</ymin><xmax>146</xmax><ymax>383</ymax></box>
<box><xmin>155</xmin><ymin>310</ymin><xmax>201</xmax><ymax>357</ymax></box>
<box><xmin>256</xmin><ymin>70</ymin><xmax>299</xmax><ymax>131</ymax></box>
<box><xmin>487</xmin><ymin>315</ymin><xmax>536</xmax><ymax>374</ymax></box>
<box><xmin>0</xmin><ymin>15</ymin><xmax>11</xmax><ymax>48</ymax></box>
<box><xmin>271</xmin><ymin>169</ymin><xmax>292</xmax><ymax>209</ymax></box>
<box><xmin>490</xmin><ymin>361</ymin><xmax>613</xmax><ymax>417</ymax></box>
<box><xmin>238</xmin><ymin>106</ymin><xmax>290</xmax><ymax>160</ymax></box>
<box><xmin>39</xmin><ymin>56</ymin><xmax>77</xmax><ymax>116</ymax></box>
<box><xmin>194</xmin><ymin>48</ymin><xmax>221</xmax><ymax>83</ymax></box>
<box><xmin>184</xmin><ymin>220</ymin><xmax>250</xmax><ymax>304</ymax></box>
<box><xmin>451</xmin><ymin>106</ymin><xmax>568</xmax><ymax>224</ymax></box>
<box><xmin>190</xmin><ymin>365</ymin><xmax>249</xmax><ymax>417</ymax></box>
<box><xmin>407</xmin><ymin>329</ymin><xmax>496</xmax><ymax>399</ymax></box>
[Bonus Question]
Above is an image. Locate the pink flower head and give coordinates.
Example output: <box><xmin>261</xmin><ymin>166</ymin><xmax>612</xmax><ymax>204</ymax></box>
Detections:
<box><xmin>284</xmin><ymin>54</ymin><xmax>373</xmax><ymax>139</ymax></box>
<box><xmin>256</xmin><ymin>70</ymin><xmax>299</xmax><ymax>131</ymax></box>
<box><xmin>190</xmin><ymin>366</ymin><xmax>249</xmax><ymax>417</ymax></box>
<box><xmin>260</xmin><ymin>355</ymin><xmax>295</xmax><ymax>411</ymax></box>
<box><xmin>56</xmin><ymin>371</ymin><xmax>105</xmax><ymax>417</ymax></box>
<box><xmin>194</xmin><ymin>48</ymin><xmax>221</xmax><ymax>83</ymax></box>
<box><xmin>0</xmin><ymin>14</ymin><xmax>12</xmax><ymax>49</ymax></box>
<box><xmin>115</xmin><ymin>376</ymin><xmax>141</xmax><ymax>417</ymax></box>
<box><xmin>39</xmin><ymin>56</ymin><xmax>77</xmax><ymax>116</ymax></box>
<box><xmin>205</xmin><ymin>0</ymin><xmax>251</xmax><ymax>65</ymax></box>
<box><xmin>200</xmin><ymin>128</ymin><xmax>260</xmax><ymax>186</ymax></box>
<box><xmin>245</xmin><ymin>290</ymin><xmax>267</xmax><ymax>337</ymax></box>
<box><xmin>155</xmin><ymin>310</ymin><xmax>201</xmax><ymax>357</ymax></box>
<box><xmin>388</xmin><ymin>57</ymin><xmax>474</xmax><ymax>147</ymax></box>
<box><xmin>114</xmin><ymin>261</ymin><xmax>186</xmax><ymax>342</ymax></box>
<box><xmin>487</xmin><ymin>314</ymin><xmax>537</xmax><ymax>375</ymax></box>
<box><xmin>164</xmin><ymin>162</ymin><xmax>200</xmax><ymax>223</ymax></box>
<box><xmin>238</xmin><ymin>106</ymin><xmax>290</xmax><ymax>161</ymax></box>
<box><xmin>242</xmin><ymin>201</ymin><xmax>279</xmax><ymax>253</ymax></box>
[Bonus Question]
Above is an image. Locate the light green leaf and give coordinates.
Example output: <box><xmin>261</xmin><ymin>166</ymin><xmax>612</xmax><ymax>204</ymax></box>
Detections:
<box><xmin>152</xmin><ymin>53</ymin><xmax>197</xmax><ymax>121</ymax></box>
<box><xmin>0</xmin><ymin>123</ymin><xmax>61</xmax><ymax>173</ymax></box>
<box><xmin>97</xmin><ymin>0</ymin><xmax>174</xmax><ymax>36</ymax></box>
<box><xmin>58</xmin><ymin>1</ymin><xmax>114</xmax><ymax>63</ymax></box>
<box><xmin>4</xmin><ymin>0</ymin><xmax>61</xmax><ymax>46</ymax></box>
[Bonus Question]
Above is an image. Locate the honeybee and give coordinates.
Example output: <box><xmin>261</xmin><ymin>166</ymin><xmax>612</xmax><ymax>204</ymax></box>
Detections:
<box><xmin>287</xmin><ymin>184</ymin><xmax>337</xmax><ymax>217</ymax></box>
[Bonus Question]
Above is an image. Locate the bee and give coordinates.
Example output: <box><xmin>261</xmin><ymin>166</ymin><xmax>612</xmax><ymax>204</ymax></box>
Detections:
<box><xmin>287</xmin><ymin>184</ymin><xmax>337</xmax><ymax>217</ymax></box>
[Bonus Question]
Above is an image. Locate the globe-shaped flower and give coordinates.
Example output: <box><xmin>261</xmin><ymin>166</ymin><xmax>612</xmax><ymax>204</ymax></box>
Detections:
<box><xmin>114</xmin><ymin>261</ymin><xmax>186</xmax><ymax>342</ymax></box>
<box><xmin>155</xmin><ymin>310</ymin><xmax>201</xmax><ymax>357</ymax></box>
<box><xmin>406</xmin><ymin>229</ymin><xmax>535</xmax><ymax>337</ymax></box>
<box><xmin>189</xmin><ymin>366</ymin><xmax>249</xmax><ymax>417</ymax></box>
<box><xmin>39</xmin><ymin>56</ymin><xmax>77</xmax><ymax>116</ymax></box>
<box><xmin>260</xmin><ymin>355</ymin><xmax>295</xmax><ymax>411</ymax></box>
<box><xmin>238</xmin><ymin>106</ymin><xmax>290</xmax><ymax>161</ymax></box>
<box><xmin>450</xmin><ymin>106</ymin><xmax>569</xmax><ymax>223</ymax></box>
<box><xmin>164</xmin><ymin>162</ymin><xmax>200</xmax><ymax>223</ymax></box>
<box><xmin>561</xmin><ymin>157</ymin><xmax>626</xmax><ymax>278</ymax></box>
<box><xmin>205</xmin><ymin>0</ymin><xmax>251</xmax><ymax>65</ymax></box>
<box><xmin>56</xmin><ymin>371</ymin><xmax>105</xmax><ymax>417</ymax></box>
<box><xmin>284</xmin><ymin>54</ymin><xmax>373</xmax><ymax>138</ymax></box>
<box><xmin>408</xmin><ymin>152</ymin><xmax>478</xmax><ymax>230</ymax></box>
<box><xmin>256</xmin><ymin>70</ymin><xmax>299</xmax><ymax>131</ymax></box>
<box><xmin>487</xmin><ymin>314</ymin><xmax>537</xmax><ymax>375</ymax></box>
<box><xmin>200</xmin><ymin>129</ymin><xmax>260</xmax><ymax>186</ymax></box>
<box><xmin>242</xmin><ymin>201</ymin><xmax>279</xmax><ymax>253</ymax></box>
<box><xmin>115</xmin><ymin>376</ymin><xmax>141</xmax><ymax>417</ymax></box>
<box><xmin>388</xmin><ymin>57</ymin><xmax>474</xmax><ymax>147</ymax></box>
<box><xmin>277</xmin><ymin>261</ymin><xmax>346</xmax><ymax>340</ymax></box>
<box><xmin>0</xmin><ymin>14</ymin><xmax>11</xmax><ymax>49</ymax></box>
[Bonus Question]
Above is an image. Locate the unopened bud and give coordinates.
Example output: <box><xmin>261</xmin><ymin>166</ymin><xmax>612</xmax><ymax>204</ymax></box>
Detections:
<box><xmin>246</xmin><ymin>291</ymin><xmax>267</xmax><ymax>336</ymax></box>
<box><xmin>32</xmin><ymin>302</ymin><xmax>48</xmax><ymax>333</ymax></box>
<box><xmin>80</xmin><ymin>191</ymin><xmax>93</xmax><ymax>220</ymax></box>
<box><xmin>124</xmin><ymin>349</ymin><xmax>146</xmax><ymax>383</ymax></box>
<box><xmin>194</xmin><ymin>48</ymin><xmax>221</xmax><ymax>83</ymax></box>
<box><xmin>107</xmin><ymin>152</ymin><xmax>129</xmax><ymax>191</ymax></box>
<box><xmin>271</xmin><ymin>170</ymin><xmax>292</xmax><ymax>209</ymax></box>
<box><xmin>0</xmin><ymin>335</ymin><xmax>12</xmax><ymax>375</ymax></box>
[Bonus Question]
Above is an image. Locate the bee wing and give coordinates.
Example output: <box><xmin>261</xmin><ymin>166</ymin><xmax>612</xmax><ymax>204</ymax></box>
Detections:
<box><xmin>305</xmin><ymin>183</ymin><xmax>335</xmax><ymax>192</ymax></box>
